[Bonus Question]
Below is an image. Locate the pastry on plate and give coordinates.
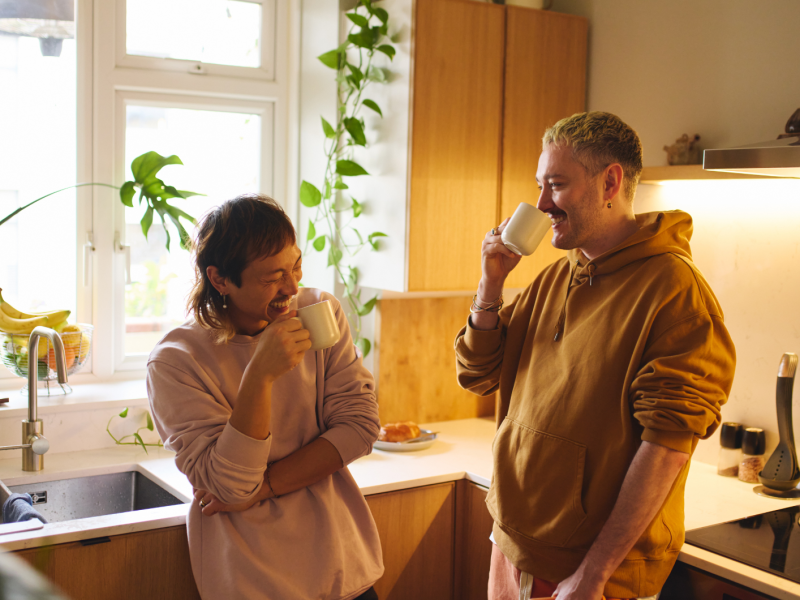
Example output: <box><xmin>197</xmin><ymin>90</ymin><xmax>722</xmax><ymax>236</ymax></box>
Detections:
<box><xmin>378</xmin><ymin>421</ymin><xmax>421</xmax><ymax>443</ymax></box>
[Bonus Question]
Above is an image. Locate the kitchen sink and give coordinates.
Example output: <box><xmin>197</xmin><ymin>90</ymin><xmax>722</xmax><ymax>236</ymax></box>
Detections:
<box><xmin>0</xmin><ymin>471</ymin><xmax>185</xmax><ymax>524</ymax></box>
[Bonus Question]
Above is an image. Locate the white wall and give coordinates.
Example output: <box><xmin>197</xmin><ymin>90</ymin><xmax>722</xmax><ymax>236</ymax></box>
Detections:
<box><xmin>551</xmin><ymin>0</ymin><xmax>800</xmax><ymax>167</ymax></box>
<box><xmin>547</xmin><ymin>0</ymin><xmax>800</xmax><ymax>465</ymax></box>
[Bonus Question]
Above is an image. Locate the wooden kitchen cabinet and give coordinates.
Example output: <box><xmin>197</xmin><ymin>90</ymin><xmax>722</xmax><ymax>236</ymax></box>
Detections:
<box><xmin>454</xmin><ymin>480</ymin><xmax>494</xmax><ymax>600</ymax></box>
<box><xmin>366</xmin><ymin>482</ymin><xmax>456</xmax><ymax>600</ymax></box>
<box><xmin>14</xmin><ymin>525</ymin><xmax>199</xmax><ymax>600</ymax></box>
<box><xmin>352</xmin><ymin>0</ymin><xmax>586</xmax><ymax>292</ymax></box>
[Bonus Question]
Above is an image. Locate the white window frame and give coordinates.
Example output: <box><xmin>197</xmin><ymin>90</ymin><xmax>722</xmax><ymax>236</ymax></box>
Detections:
<box><xmin>115</xmin><ymin>0</ymin><xmax>277</xmax><ymax>81</ymax></box>
<box><xmin>86</xmin><ymin>0</ymin><xmax>292</xmax><ymax>379</ymax></box>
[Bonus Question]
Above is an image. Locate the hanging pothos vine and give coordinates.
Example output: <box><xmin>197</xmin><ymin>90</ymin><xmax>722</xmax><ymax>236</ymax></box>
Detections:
<box><xmin>299</xmin><ymin>0</ymin><xmax>396</xmax><ymax>358</ymax></box>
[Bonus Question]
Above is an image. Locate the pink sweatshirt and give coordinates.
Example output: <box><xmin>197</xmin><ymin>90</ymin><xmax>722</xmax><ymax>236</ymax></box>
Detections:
<box><xmin>146</xmin><ymin>289</ymin><xmax>384</xmax><ymax>600</ymax></box>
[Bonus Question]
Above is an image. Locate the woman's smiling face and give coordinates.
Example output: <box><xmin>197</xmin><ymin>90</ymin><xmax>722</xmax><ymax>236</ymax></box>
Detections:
<box><xmin>224</xmin><ymin>243</ymin><xmax>303</xmax><ymax>335</ymax></box>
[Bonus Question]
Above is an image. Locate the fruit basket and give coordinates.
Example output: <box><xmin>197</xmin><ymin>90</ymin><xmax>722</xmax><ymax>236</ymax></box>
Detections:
<box><xmin>0</xmin><ymin>324</ymin><xmax>93</xmax><ymax>395</ymax></box>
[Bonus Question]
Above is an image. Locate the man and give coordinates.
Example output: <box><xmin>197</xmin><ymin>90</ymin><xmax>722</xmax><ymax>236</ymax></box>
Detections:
<box><xmin>455</xmin><ymin>112</ymin><xmax>736</xmax><ymax>600</ymax></box>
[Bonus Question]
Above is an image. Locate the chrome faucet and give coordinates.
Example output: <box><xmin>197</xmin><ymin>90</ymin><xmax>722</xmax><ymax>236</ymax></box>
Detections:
<box><xmin>0</xmin><ymin>327</ymin><xmax>62</xmax><ymax>471</ymax></box>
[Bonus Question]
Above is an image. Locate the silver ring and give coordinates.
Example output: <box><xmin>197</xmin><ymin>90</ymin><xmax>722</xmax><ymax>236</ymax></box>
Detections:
<box><xmin>199</xmin><ymin>499</ymin><xmax>208</xmax><ymax>508</ymax></box>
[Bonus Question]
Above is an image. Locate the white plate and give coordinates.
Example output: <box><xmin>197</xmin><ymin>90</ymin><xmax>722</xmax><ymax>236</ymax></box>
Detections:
<box><xmin>373</xmin><ymin>429</ymin><xmax>437</xmax><ymax>452</ymax></box>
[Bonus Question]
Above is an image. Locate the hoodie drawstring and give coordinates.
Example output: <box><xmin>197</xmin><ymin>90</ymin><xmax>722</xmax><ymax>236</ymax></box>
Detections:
<box><xmin>588</xmin><ymin>263</ymin><xmax>596</xmax><ymax>286</ymax></box>
<box><xmin>554</xmin><ymin>260</ymin><xmax>581</xmax><ymax>341</ymax></box>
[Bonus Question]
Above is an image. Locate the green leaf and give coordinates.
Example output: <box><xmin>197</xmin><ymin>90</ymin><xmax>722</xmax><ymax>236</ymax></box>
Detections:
<box><xmin>362</xmin><ymin>99</ymin><xmax>383</xmax><ymax>117</ymax></box>
<box><xmin>141</xmin><ymin>205</ymin><xmax>154</xmax><ymax>239</ymax></box>
<box><xmin>358</xmin><ymin>295</ymin><xmax>378</xmax><ymax>316</ymax></box>
<box><xmin>346</xmin><ymin>63</ymin><xmax>364</xmax><ymax>87</ymax></box>
<box><xmin>313</xmin><ymin>235</ymin><xmax>326</xmax><ymax>251</ymax></box>
<box><xmin>346</xmin><ymin>12</ymin><xmax>369</xmax><ymax>27</ymax></box>
<box><xmin>374</xmin><ymin>7</ymin><xmax>389</xmax><ymax>24</ymax></box>
<box><xmin>367</xmin><ymin>66</ymin><xmax>386</xmax><ymax>82</ymax></box>
<box><xmin>307</xmin><ymin>219</ymin><xmax>316</xmax><ymax>240</ymax></box>
<box><xmin>163</xmin><ymin>206</ymin><xmax>193</xmax><ymax>250</ymax></box>
<box><xmin>352</xmin><ymin>198</ymin><xmax>363</xmax><ymax>218</ymax></box>
<box><xmin>133</xmin><ymin>432</ymin><xmax>149</xmax><ymax>454</ymax></box>
<box><xmin>146</xmin><ymin>411</ymin><xmax>154</xmax><ymax>431</ymax></box>
<box><xmin>327</xmin><ymin>246</ymin><xmax>343</xmax><ymax>267</ymax></box>
<box><xmin>300</xmin><ymin>180</ymin><xmax>322</xmax><ymax>207</ymax></box>
<box><xmin>130</xmin><ymin>151</ymin><xmax>183</xmax><ymax>185</ymax></box>
<box><xmin>336</xmin><ymin>160</ymin><xmax>369</xmax><ymax>177</ymax></box>
<box><xmin>321</xmin><ymin>117</ymin><xmax>336</xmax><ymax>138</ymax></box>
<box><xmin>369</xmin><ymin>231</ymin><xmax>388</xmax><ymax>250</ymax></box>
<box><xmin>376</xmin><ymin>44</ymin><xmax>395</xmax><ymax>60</ymax></box>
<box><xmin>120</xmin><ymin>181</ymin><xmax>136</xmax><ymax>207</ymax></box>
<box><xmin>344</xmin><ymin>117</ymin><xmax>367</xmax><ymax>146</ymax></box>
<box><xmin>317</xmin><ymin>49</ymin><xmax>341</xmax><ymax>69</ymax></box>
<box><xmin>333</xmin><ymin>179</ymin><xmax>349</xmax><ymax>190</ymax></box>
<box><xmin>357</xmin><ymin>337</ymin><xmax>371</xmax><ymax>358</ymax></box>
<box><xmin>345</xmin><ymin>75</ymin><xmax>360</xmax><ymax>91</ymax></box>
<box><xmin>324</xmin><ymin>179</ymin><xmax>332</xmax><ymax>200</ymax></box>
<box><xmin>119</xmin><ymin>407</ymin><xmax>129</xmax><ymax>418</ymax></box>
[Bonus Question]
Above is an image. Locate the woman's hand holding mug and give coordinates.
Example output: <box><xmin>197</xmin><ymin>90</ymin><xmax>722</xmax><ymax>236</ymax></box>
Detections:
<box><xmin>253</xmin><ymin>312</ymin><xmax>311</xmax><ymax>381</ymax></box>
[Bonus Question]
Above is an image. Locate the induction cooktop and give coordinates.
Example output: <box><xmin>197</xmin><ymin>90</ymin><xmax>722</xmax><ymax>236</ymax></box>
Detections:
<box><xmin>685</xmin><ymin>505</ymin><xmax>800</xmax><ymax>584</ymax></box>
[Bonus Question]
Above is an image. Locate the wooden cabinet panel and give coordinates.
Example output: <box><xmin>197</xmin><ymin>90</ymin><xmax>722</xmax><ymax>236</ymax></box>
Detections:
<box><xmin>408</xmin><ymin>0</ymin><xmax>506</xmax><ymax>291</ymax></box>
<box><xmin>501</xmin><ymin>8</ymin><xmax>587</xmax><ymax>289</ymax></box>
<box><xmin>366</xmin><ymin>482</ymin><xmax>456</xmax><ymax>600</ymax></box>
<box><xmin>15</xmin><ymin>525</ymin><xmax>199</xmax><ymax>600</ymax></box>
<box><xmin>378</xmin><ymin>296</ymin><xmax>495</xmax><ymax>424</ymax></box>
<box><xmin>454</xmin><ymin>481</ymin><xmax>494</xmax><ymax>600</ymax></box>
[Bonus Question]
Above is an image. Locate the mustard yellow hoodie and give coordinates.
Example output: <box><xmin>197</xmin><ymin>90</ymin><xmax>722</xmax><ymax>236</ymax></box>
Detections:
<box><xmin>455</xmin><ymin>210</ymin><xmax>736</xmax><ymax>598</ymax></box>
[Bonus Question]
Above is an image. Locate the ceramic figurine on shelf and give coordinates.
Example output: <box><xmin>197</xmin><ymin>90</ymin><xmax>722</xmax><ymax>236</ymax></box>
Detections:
<box><xmin>663</xmin><ymin>133</ymin><xmax>702</xmax><ymax>165</ymax></box>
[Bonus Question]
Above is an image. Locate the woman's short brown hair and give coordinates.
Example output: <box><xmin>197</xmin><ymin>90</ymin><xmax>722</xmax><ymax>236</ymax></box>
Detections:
<box><xmin>187</xmin><ymin>193</ymin><xmax>296</xmax><ymax>342</ymax></box>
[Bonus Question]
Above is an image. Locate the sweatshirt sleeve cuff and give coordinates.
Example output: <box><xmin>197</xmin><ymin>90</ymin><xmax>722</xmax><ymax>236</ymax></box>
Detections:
<box><xmin>462</xmin><ymin>318</ymin><xmax>503</xmax><ymax>349</ymax></box>
<box><xmin>641</xmin><ymin>428</ymin><xmax>694</xmax><ymax>454</ymax></box>
<box><xmin>320</xmin><ymin>427</ymin><xmax>361</xmax><ymax>466</ymax></box>
<box><xmin>216</xmin><ymin>422</ymin><xmax>272</xmax><ymax>469</ymax></box>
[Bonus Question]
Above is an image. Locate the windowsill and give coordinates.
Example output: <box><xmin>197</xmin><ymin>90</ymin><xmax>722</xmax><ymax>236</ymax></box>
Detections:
<box><xmin>0</xmin><ymin>371</ymin><xmax>149</xmax><ymax>417</ymax></box>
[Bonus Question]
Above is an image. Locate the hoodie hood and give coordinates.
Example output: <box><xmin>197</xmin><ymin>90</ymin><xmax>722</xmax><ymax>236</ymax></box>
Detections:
<box><xmin>567</xmin><ymin>210</ymin><xmax>694</xmax><ymax>287</ymax></box>
<box><xmin>552</xmin><ymin>210</ymin><xmax>694</xmax><ymax>341</ymax></box>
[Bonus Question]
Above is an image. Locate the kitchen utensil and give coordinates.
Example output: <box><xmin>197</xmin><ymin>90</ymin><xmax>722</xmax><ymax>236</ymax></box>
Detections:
<box><xmin>759</xmin><ymin>353</ymin><xmax>800</xmax><ymax>492</ymax></box>
<box><xmin>500</xmin><ymin>202</ymin><xmax>551</xmax><ymax>256</ymax></box>
<box><xmin>294</xmin><ymin>301</ymin><xmax>340</xmax><ymax>351</ymax></box>
<box><xmin>373</xmin><ymin>429</ymin><xmax>437</xmax><ymax>452</ymax></box>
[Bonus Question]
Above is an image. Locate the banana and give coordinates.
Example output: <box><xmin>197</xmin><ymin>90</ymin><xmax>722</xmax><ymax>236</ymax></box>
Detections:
<box><xmin>0</xmin><ymin>289</ymin><xmax>70</xmax><ymax>323</ymax></box>
<box><xmin>0</xmin><ymin>308</ymin><xmax>50</xmax><ymax>335</ymax></box>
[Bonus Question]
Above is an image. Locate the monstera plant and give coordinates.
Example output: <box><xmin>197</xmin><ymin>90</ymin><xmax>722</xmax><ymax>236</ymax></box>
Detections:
<box><xmin>0</xmin><ymin>151</ymin><xmax>202</xmax><ymax>251</ymax></box>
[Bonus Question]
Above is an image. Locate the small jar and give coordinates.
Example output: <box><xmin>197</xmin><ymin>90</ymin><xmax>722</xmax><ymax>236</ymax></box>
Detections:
<box><xmin>718</xmin><ymin>422</ymin><xmax>743</xmax><ymax>477</ymax></box>
<box><xmin>739</xmin><ymin>428</ymin><xmax>766</xmax><ymax>484</ymax></box>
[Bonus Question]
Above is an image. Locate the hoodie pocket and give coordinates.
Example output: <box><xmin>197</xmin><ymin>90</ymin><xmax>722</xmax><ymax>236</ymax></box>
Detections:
<box><xmin>487</xmin><ymin>418</ymin><xmax>587</xmax><ymax>547</ymax></box>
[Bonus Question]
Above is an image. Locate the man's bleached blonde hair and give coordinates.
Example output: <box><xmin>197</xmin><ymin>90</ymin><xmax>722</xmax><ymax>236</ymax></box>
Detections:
<box><xmin>543</xmin><ymin>111</ymin><xmax>643</xmax><ymax>202</ymax></box>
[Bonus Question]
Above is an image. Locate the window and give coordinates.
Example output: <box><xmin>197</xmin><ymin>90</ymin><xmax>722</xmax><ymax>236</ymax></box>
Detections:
<box><xmin>0</xmin><ymin>0</ymin><xmax>292</xmax><ymax>382</ymax></box>
<box><xmin>0</xmin><ymin>29</ymin><xmax>77</xmax><ymax>380</ymax></box>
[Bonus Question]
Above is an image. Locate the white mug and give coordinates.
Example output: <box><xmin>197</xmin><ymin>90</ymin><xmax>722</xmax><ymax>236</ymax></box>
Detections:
<box><xmin>500</xmin><ymin>202</ymin><xmax>551</xmax><ymax>256</ymax></box>
<box><xmin>295</xmin><ymin>300</ymin><xmax>341</xmax><ymax>351</ymax></box>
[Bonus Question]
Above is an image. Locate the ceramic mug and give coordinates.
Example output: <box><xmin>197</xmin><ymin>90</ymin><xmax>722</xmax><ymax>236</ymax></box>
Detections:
<box><xmin>500</xmin><ymin>202</ymin><xmax>551</xmax><ymax>256</ymax></box>
<box><xmin>295</xmin><ymin>300</ymin><xmax>341</xmax><ymax>351</ymax></box>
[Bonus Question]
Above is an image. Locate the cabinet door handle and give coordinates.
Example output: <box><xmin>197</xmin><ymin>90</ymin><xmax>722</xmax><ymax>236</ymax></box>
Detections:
<box><xmin>79</xmin><ymin>536</ymin><xmax>110</xmax><ymax>546</ymax></box>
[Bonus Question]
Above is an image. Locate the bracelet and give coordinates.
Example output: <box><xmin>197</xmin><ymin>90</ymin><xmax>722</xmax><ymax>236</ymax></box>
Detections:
<box><xmin>470</xmin><ymin>294</ymin><xmax>504</xmax><ymax>314</ymax></box>
<box><xmin>266</xmin><ymin>462</ymin><xmax>280</xmax><ymax>499</ymax></box>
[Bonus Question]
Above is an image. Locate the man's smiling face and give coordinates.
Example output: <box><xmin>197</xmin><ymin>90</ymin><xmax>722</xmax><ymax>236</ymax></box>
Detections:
<box><xmin>535</xmin><ymin>144</ymin><xmax>605</xmax><ymax>253</ymax></box>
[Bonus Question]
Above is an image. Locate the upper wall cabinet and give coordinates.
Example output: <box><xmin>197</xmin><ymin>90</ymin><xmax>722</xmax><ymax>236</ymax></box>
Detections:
<box><xmin>350</xmin><ymin>0</ymin><xmax>587</xmax><ymax>292</ymax></box>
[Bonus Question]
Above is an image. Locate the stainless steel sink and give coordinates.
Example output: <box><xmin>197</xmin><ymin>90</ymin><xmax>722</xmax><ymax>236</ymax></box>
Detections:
<box><xmin>1</xmin><ymin>471</ymin><xmax>185</xmax><ymax>523</ymax></box>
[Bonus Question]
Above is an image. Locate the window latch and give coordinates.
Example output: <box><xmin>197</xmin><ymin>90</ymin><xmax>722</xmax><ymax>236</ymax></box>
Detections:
<box><xmin>115</xmin><ymin>232</ymin><xmax>132</xmax><ymax>285</ymax></box>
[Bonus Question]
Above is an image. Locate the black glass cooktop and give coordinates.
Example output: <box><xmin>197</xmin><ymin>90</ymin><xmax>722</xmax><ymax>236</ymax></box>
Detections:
<box><xmin>686</xmin><ymin>505</ymin><xmax>800</xmax><ymax>584</ymax></box>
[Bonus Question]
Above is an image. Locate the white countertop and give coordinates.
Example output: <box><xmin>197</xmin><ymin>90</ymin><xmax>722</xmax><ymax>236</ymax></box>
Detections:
<box><xmin>0</xmin><ymin>417</ymin><xmax>796</xmax><ymax>598</ymax></box>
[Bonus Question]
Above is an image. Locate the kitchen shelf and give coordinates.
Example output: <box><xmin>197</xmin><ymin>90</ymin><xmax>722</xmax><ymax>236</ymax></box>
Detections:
<box><xmin>639</xmin><ymin>165</ymin><xmax>775</xmax><ymax>184</ymax></box>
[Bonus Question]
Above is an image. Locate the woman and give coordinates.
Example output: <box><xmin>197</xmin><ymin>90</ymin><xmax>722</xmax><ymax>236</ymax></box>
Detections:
<box><xmin>146</xmin><ymin>194</ymin><xmax>384</xmax><ymax>599</ymax></box>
